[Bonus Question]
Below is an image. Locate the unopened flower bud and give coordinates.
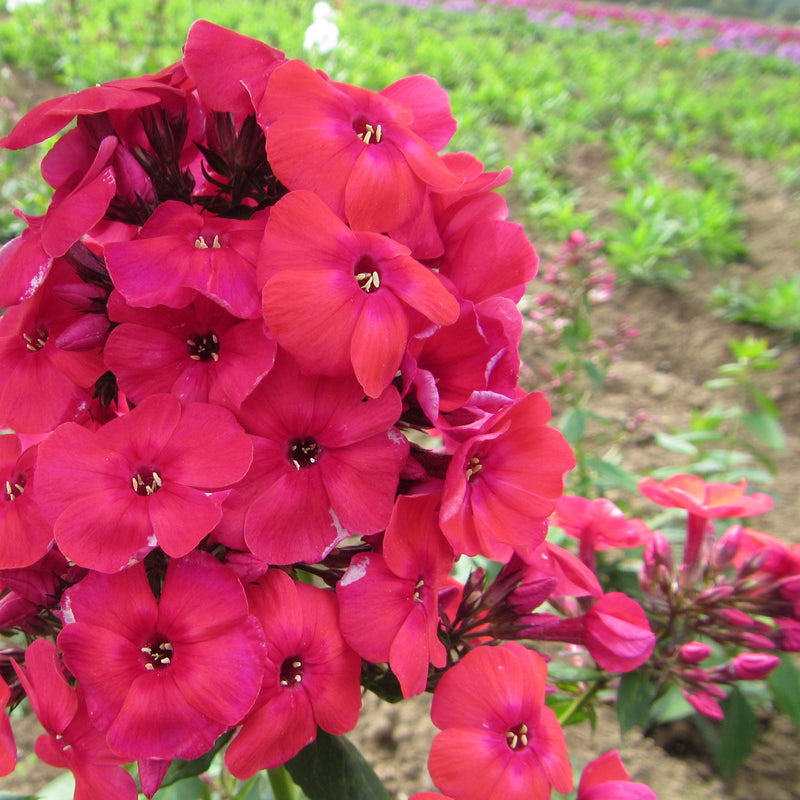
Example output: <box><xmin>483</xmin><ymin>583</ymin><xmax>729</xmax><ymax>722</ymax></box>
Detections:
<box><xmin>695</xmin><ymin>584</ymin><xmax>735</xmax><ymax>605</ymax></box>
<box><xmin>713</xmin><ymin>524</ymin><xmax>742</xmax><ymax>570</ymax></box>
<box><xmin>679</xmin><ymin>641</ymin><xmax>713</xmax><ymax>665</ymax></box>
<box><xmin>682</xmin><ymin>688</ymin><xmax>723</xmax><ymax>720</ymax></box>
<box><xmin>730</xmin><ymin>652</ymin><xmax>781</xmax><ymax>681</ymax></box>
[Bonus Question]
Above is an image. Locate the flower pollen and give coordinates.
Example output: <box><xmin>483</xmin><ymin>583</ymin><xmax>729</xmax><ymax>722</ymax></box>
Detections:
<box><xmin>354</xmin><ymin>254</ymin><xmax>381</xmax><ymax>293</ymax></box>
<box><xmin>465</xmin><ymin>455</ymin><xmax>483</xmax><ymax>482</ymax></box>
<box><xmin>187</xmin><ymin>333</ymin><xmax>220</xmax><ymax>362</ymax></box>
<box><xmin>505</xmin><ymin>722</ymin><xmax>529</xmax><ymax>751</ymax></box>
<box><xmin>279</xmin><ymin>656</ymin><xmax>304</xmax><ymax>687</ymax></box>
<box><xmin>354</xmin><ymin>119</ymin><xmax>382</xmax><ymax>145</ymax></box>
<box><xmin>194</xmin><ymin>234</ymin><xmax>222</xmax><ymax>249</ymax></box>
<box><xmin>22</xmin><ymin>328</ymin><xmax>49</xmax><ymax>352</ymax></box>
<box><xmin>141</xmin><ymin>639</ymin><xmax>173</xmax><ymax>671</ymax></box>
<box><xmin>3</xmin><ymin>475</ymin><xmax>25</xmax><ymax>501</ymax></box>
<box><xmin>289</xmin><ymin>437</ymin><xmax>322</xmax><ymax>469</ymax></box>
<box><xmin>131</xmin><ymin>469</ymin><xmax>163</xmax><ymax>496</ymax></box>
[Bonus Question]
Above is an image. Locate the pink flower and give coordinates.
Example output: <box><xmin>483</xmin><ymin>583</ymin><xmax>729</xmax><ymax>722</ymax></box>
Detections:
<box><xmin>0</xmin><ymin>260</ymin><xmax>107</xmax><ymax>433</ymax></box>
<box><xmin>338</xmin><ymin>493</ymin><xmax>454</xmax><ymax>697</ymax></box>
<box><xmin>429</xmin><ymin>641</ymin><xmax>573</xmax><ymax>800</ymax></box>
<box><xmin>105</xmin><ymin>201</ymin><xmax>266</xmax><ymax>318</ymax></box>
<box><xmin>584</xmin><ymin>593</ymin><xmax>655</xmax><ymax>673</ymax></box>
<box><xmin>551</xmin><ymin>495</ymin><xmax>652</xmax><ymax>570</ymax></box>
<box><xmin>0</xmin><ymin>674</ymin><xmax>15</xmax><ymax>777</ymax></box>
<box><xmin>259</xmin><ymin>61</ymin><xmax>461</xmax><ymax>232</ymax></box>
<box><xmin>227</xmin><ymin>352</ymin><xmax>408</xmax><ymax>564</ymax></box>
<box><xmin>104</xmin><ymin>291</ymin><xmax>276</xmax><ymax>408</ymax></box>
<box><xmin>440</xmin><ymin>392</ymin><xmax>575</xmax><ymax>563</ymax></box>
<box><xmin>260</xmin><ymin>190</ymin><xmax>459</xmax><ymax>398</ymax></box>
<box><xmin>57</xmin><ymin>552</ymin><xmax>265</xmax><ymax>760</ymax></box>
<box><xmin>0</xmin><ymin>435</ymin><xmax>52</xmax><ymax>569</ymax></box>
<box><xmin>638</xmin><ymin>474</ymin><xmax>773</xmax><ymax>519</ymax></box>
<box><xmin>12</xmin><ymin>639</ymin><xmax>138</xmax><ymax>799</ymax></box>
<box><xmin>34</xmin><ymin>393</ymin><xmax>253</xmax><ymax>572</ymax></box>
<box><xmin>225</xmin><ymin>569</ymin><xmax>361</xmax><ymax>777</ymax></box>
<box><xmin>577</xmin><ymin>750</ymin><xmax>656</xmax><ymax>800</ymax></box>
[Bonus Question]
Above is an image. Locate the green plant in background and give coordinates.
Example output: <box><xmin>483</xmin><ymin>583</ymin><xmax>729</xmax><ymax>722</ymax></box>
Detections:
<box><xmin>713</xmin><ymin>276</ymin><xmax>800</xmax><ymax>338</ymax></box>
<box><xmin>652</xmin><ymin>336</ymin><xmax>786</xmax><ymax>486</ymax></box>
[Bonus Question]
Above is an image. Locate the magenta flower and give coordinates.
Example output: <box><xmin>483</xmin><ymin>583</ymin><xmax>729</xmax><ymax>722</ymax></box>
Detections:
<box><xmin>105</xmin><ymin>201</ymin><xmax>266</xmax><ymax>318</ymax></box>
<box><xmin>0</xmin><ymin>435</ymin><xmax>52</xmax><ymax>569</ymax></box>
<box><xmin>12</xmin><ymin>638</ymin><xmax>138</xmax><ymax>799</ymax></box>
<box><xmin>57</xmin><ymin>552</ymin><xmax>265</xmax><ymax>761</ymax></box>
<box><xmin>440</xmin><ymin>392</ymin><xmax>575</xmax><ymax>562</ymax></box>
<box><xmin>584</xmin><ymin>593</ymin><xmax>655</xmax><ymax>673</ymax></box>
<box><xmin>0</xmin><ymin>674</ymin><xmax>15</xmax><ymax>778</ymax></box>
<box><xmin>260</xmin><ymin>190</ymin><xmax>459</xmax><ymax>398</ymax></box>
<box><xmin>338</xmin><ymin>493</ymin><xmax>454</xmax><ymax>697</ymax></box>
<box><xmin>227</xmin><ymin>351</ymin><xmax>408</xmax><ymax>564</ymax></box>
<box><xmin>104</xmin><ymin>291</ymin><xmax>276</xmax><ymax>408</ymax></box>
<box><xmin>429</xmin><ymin>641</ymin><xmax>573</xmax><ymax>800</ymax></box>
<box><xmin>225</xmin><ymin>569</ymin><xmax>361</xmax><ymax>778</ymax></box>
<box><xmin>0</xmin><ymin>260</ymin><xmax>107</xmax><ymax>433</ymax></box>
<box><xmin>259</xmin><ymin>60</ymin><xmax>460</xmax><ymax>232</ymax></box>
<box><xmin>34</xmin><ymin>393</ymin><xmax>253</xmax><ymax>572</ymax></box>
<box><xmin>577</xmin><ymin>750</ymin><xmax>656</xmax><ymax>800</ymax></box>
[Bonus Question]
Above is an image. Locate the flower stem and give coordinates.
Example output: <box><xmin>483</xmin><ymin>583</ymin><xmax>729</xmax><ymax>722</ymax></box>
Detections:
<box><xmin>267</xmin><ymin>766</ymin><xmax>298</xmax><ymax>800</ymax></box>
<box><xmin>557</xmin><ymin>680</ymin><xmax>606</xmax><ymax>727</ymax></box>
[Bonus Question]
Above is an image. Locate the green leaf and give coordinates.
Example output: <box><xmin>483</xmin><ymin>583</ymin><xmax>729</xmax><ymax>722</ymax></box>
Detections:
<box><xmin>0</xmin><ymin>793</ymin><xmax>40</xmax><ymax>800</ymax></box>
<box><xmin>559</xmin><ymin>407</ymin><xmax>586</xmax><ymax>445</ymax></box>
<box><xmin>153</xmin><ymin>777</ymin><xmax>210</xmax><ymax>800</ymax></box>
<box><xmin>617</xmin><ymin>670</ymin><xmax>657</xmax><ymax>734</ymax></box>
<box><xmin>547</xmin><ymin>662</ymin><xmax>604</xmax><ymax>683</ymax></box>
<box><xmin>585</xmin><ymin>457</ymin><xmax>640</xmax><ymax>492</ymax></box>
<box><xmin>654</xmin><ymin>431</ymin><xmax>698</xmax><ymax>455</ymax></box>
<box><xmin>695</xmin><ymin>686</ymin><xmax>758</xmax><ymax>782</ymax></box>
<box><xmin>768</xmin><ymin>654</ymin><xmax>800</xmax><ymax>731</ymax></box>
<box><xmin>285</xmin><ymin>729</ymin><xmax>390</xmax><ymax>800</ymax></box>
<box><xmin>742</xmin><ymin>412</ymin><xmax>786</xmax><ymax>451</ymax></box>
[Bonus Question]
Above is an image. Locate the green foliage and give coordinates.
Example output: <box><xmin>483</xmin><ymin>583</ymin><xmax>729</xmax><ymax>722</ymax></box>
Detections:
<box><xmin>713</xmin><ymin>275</ymin><xmax>800</xmax><ymax>336</ymax></box>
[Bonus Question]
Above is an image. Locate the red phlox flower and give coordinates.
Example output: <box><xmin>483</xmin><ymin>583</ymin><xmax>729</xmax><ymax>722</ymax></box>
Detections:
<box><xmin>0</xmin><ymin>673</ymin><xmax>15</xmax><ymax>777</ymax></box>
<box><xmin>104</xmin><ymin>291</ymin><xmax>276</xmax><ymax>408</ymax></box>
<box><xmin>0</xmin><ymin>76</ymin><xmax>175</xmax><ymax>150</ymax></box>
<box><xmin>729</xmin><ymin>526</ymin><xmax>800</xmax><ymax>578</ymax></box>
<box><xmin>225</xmin><ymin>351</ymin><xmax>408</xmax><ymax>564</ymax></box>
<box><xmin>105</xmin><ymin>201</ymin><xmax>266</xmax><ymax>318</ymax></box>
<box><xmin>225</xmin><ymin>569</ymin><xmax>361</xmax><ymax>778</ymax></box>
<box><xmin>434</xmin><ymin>215</ymin><xmax>539</xmax><ymax>305</ymax></box>
<box><xmin>12</xmin><ymin>638</ymin><xmax>138</xmax><ymax>799</ymax></box>
<box><xmin>260</xmin><ymin>190</ymin><xmax>459</xmax><ymax>398</ymax></box>
<box><xmin>259</xmin><ymin>60</ymin><xmax>461</xmax><ymax>232</ymax></box>
<box><xmin>638</xmin><ymin>474</ymin><xmax>773</xmax><ymax>519</ymax></box>
<box><xmin>523</xmin><ymin>540</ymin><xmax>603</xmax><ymax>599</ymax></box>
<box><xmin>0</xmin><ymin>260</ymin><xmax>107</xmax><ymax>433</ymax></box>
<box><xmin>0</xmin><ymin>215</ymin><xmax>53</xmax><ymax>308</ymax></box>
<box><xmin>551</xmin><ymin>494</ymin><xmax>652</xmax><ymax>571</ymax></box>
<box><xmin>0</xmin><ymin>434</ymin><xmax>52</xmax><ymax>569</ymax></box>
<box><xmin>57</xmin><ymin>552</ymin><xmax>265</xmax><ymax>761</ymax></box>
<box><xmin>577</xmin><ymin>750</ymin><xmax>657</xmax><ymax>800</ymax></box>
<box><xmin>338</xmin><ymin>493</ymin><xmax>454</xmax><ymax>697</ymax></box>
<box><xmin>429</xmin><ymin>641</ymin><xmax>573</xmax><ymax>800</ymax></box>
<box><xmin>34</xmin><ymin>393</ymin><xmax>253</xmax><ymax>572</ymax></box>
<box><xmin>408</xmin><ymin>296</ymin><xmax>522</xmax><ymax>423</ymax></box>
<box><xmin>439</xmin><ymin>391</ymin><xmax>575</xmax><ymax>563</ymax></box>
<box><xmin>584</xmin><ymin>592</ymin><xmax>655</xmax><ymax>673</ymax></box>
<box><xmin>183</xmin><ymin>20</ymin><xmax>286</xmax><ymax>115</ymax></box>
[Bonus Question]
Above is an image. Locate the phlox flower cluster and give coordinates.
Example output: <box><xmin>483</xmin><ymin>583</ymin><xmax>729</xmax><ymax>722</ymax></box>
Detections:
<box><xmin>0</xmin><ymin>20</ymin><xmax>653</xmax><ymax>800</ymax></box>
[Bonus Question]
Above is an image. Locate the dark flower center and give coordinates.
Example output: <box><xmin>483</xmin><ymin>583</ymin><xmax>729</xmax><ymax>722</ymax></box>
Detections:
<box><xmin>141</xmin><ymin>639</ymin><xmax>173</xmax><ymax>671</ymax></box>
<box><xmin>354</xmin><ymin>254</ymin><xmax>381</xmax><ymax>294</ymax></box>
<box><xmin>187</xmin><ymin>332</ymin><xmax>220</xmax><ymax>362</ymax></box>
<box><xmin>22</xmin><ymin>327</ymin><xmax>48</xmax><ymax>352</ymax></box>
<box><xmin>505</xmin><ymin>722</ymin><xmax>530</xmax><ymax>751</ymax></box>
<box><xmin>3</xmin><ymin>473</ymin><xmax>26</xmax><ymax>502</ymax></box>
<box><xmin>132</xmin><ymin>469</ymin><xmax>163</xmax><ymax>496</ymax></box>
<box><xmin>353</xmin><ymin>116</ymin><xmax>383</xmax><ymax>145</ymax></box>
<box><xmin>289</xmin><ymin>438</ymin><xmax>322</xmax><ymax>470</ymax></box>
<box><xmin>280</xmin><ymin>656</ymin><xmax>304</xmax><ymax>687</ymax></box>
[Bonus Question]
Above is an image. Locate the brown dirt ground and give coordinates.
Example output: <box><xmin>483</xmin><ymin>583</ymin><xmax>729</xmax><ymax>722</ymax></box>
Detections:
<box><xmin>2</xmin><ymin>80</ymin><xmax>800</xmax><ymax>800</ymax></box>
